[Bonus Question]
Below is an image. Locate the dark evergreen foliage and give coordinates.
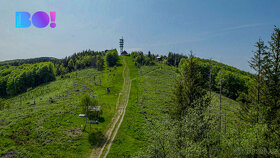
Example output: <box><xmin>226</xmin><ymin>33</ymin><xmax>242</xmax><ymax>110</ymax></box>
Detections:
<box><xmin>167</xmin><ymin>52</ymin><xmax>187</xmax><ymax>66</ymax></box>
<box><xmin>172</xmin><ymin>54</ymin><xmax>209</xmax><ymax>120</ymax></box>
<box><xmin>131</xmin><ymin>51</ymin><xmax>156</xmax><ymax>66</ymax></box>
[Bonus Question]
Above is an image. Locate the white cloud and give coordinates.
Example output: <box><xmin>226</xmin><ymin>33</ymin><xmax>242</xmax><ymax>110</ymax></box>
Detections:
<box><xmin>223</xmin><ymin>23</ymin><xmax>266</xmax><ymax>32</ymax></box>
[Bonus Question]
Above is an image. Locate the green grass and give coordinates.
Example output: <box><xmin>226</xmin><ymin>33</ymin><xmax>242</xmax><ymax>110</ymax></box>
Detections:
<box><xmin>108</xmin><ymin>60</ymin><xmax>176</xmax><ymax>157</ymax></box>
<box><xmin>0</xmin><ymin>59</ymin><xmax>125</xmax><ymax>157</ymax></box>
<box><xmin>0</xmin><ymin>56</ymin><xmax>243</xmax><ymax>157</ymax></box>
<box><xmin>108</xmin><ymin>58</ymin><xmax>241</xmax><ymax>157</ymax></box>
<box><xmin>107</xmin><ymin>79</ymin><xmax>146</xmax><ymax>157</ymax></box>
<box><xmin>125</xmin><ymin>56</ymin><xmax>138</xmax><ymax>79</ymax></box>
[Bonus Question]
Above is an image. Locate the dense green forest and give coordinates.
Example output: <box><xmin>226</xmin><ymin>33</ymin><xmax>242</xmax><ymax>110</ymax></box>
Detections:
<box><xmin>0</xmin><ymin>62</ymin><xmax>56</xmax><ymax>97</ymax></box>
<box><xmin>0</xmin><ymin>49</ymin><xmax>123</xmax><ymax>99</ymax></box>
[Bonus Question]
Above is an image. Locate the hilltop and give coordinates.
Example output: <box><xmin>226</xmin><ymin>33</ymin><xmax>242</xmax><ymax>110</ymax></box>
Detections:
<box><xmin>0</xmin><ymin>51</ymin><xmax>249</xmax><ymax>157</ymax></box>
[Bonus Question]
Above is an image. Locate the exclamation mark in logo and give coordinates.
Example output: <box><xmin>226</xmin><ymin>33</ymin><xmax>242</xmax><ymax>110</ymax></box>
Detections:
<box><xmin>50</xmin><ymin>11</ymin><xmax>56</xmax><ymax>28</ymax></box>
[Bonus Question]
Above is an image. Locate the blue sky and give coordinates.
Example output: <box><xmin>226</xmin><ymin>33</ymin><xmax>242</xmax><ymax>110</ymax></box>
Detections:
<box><xmin>0</xmin><ymin>0</ymin><xmax>280</xmax><ymax>72</ymax></box>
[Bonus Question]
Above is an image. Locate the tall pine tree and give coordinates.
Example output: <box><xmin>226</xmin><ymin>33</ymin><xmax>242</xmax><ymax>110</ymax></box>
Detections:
<box><xmin>240</xmin><ymin>38</ymin><xmax>266</xmax><ymax>124</ymax></box>
<box><xmin>171</xmin><ymin>53</ymin><xmax>213</xmax><ymax>157</ymax></box>
<box><xmin>262</xmin><ymin>27</ymin><xmax>280</xmax><ymax>145</ymax></box>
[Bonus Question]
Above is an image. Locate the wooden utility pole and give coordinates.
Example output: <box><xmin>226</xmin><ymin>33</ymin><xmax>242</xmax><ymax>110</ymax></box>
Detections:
<box><xmin>209</xmin><ymin>59</ymin><xmax>212</xmax><ymax>99</ymax></box>
<box><xmin>83</xmin><ymin>105</ymin><xmax>88</xmax><ymax>132</ymax></box>
<box><xmin>137</xmin><ymin>81</ymin><xmax>139</xmax><ymax>103</ymax></box>
<box><xmin>256</xmin><ymin>52</ymin><xmax>261</xmax><ymax>123</ymax></box>
<box><xmin>207</xmin><ymin>59</ymin><xmax>212</xmax><ymax>157</ymax></box>
<box><xmin>219</xmin><ymin>70</ymin><xmax>222</xmax><ymax>129</ymax></box>
<box><xmin>225</xmin><ymin>113</ymin><xmax>227</xmax><ymax>133</ymax></box>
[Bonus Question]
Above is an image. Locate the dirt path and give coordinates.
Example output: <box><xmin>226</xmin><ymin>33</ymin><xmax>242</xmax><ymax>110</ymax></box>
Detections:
<box><xmin>90</xmin><ymin>56</ymin><xmax>131</xmax><ymax>158</ymax></box>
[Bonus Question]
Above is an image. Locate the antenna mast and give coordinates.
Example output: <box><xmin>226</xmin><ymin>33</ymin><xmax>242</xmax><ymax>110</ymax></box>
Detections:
<box><xmin>120</xmin><ymin>37</ymin><xmax>124</xmax><ymax>54</ymax></box>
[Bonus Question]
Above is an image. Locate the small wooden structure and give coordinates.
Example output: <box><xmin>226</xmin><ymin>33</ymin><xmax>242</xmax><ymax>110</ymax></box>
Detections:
<box><xmin>156</xmin><ymin>56</ymin><xmax>162</xmax><ymax>62</ymax></box>
<box><xmin>121</xmin><ymin>50</ymin><xmax>128</xmax><ymax>56</ymax></box>
<box><xmin>79</xmin><ymin>114</ymin><xmax>85</xmax><ymax>117</ymax></box>
<box><xmin>88</xmin><ymin>106</ymin><xmax>102</xmax><ymax>118</ymax></box>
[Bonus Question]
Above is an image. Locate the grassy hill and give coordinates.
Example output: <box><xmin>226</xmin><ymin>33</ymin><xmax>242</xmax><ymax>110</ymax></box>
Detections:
<box><xmin>0</xmin><ymin>58</ymin><xmax>124</xmax><ymax>157</ymax></box>
<box><xmin>0</xmin><ymin>55</ymin><xmax>250</xmax><ymax>157</ymax></box>
<box><xmin>108</xmin><ymin>58</ymin><xmax>241</xmax><ymax>157</ymax></box>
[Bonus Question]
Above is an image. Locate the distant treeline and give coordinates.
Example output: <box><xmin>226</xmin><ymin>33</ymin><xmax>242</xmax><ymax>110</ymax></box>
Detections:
<box><xmin>0</xmin><ymin>57</ymin><xmax>59</xmax><ymax>66</ymax></box>
<box><xmin>0</xmin><ymin>50</ymin><xmax>107</xmax><ymax>75</ymax></box>
<box><xmin>131</xmin><ymin>50</ymin><xmax>252</xmax><ymax>100</ymax></box>
<box><xmin>131</xmin><ymin>51</ymin><xmax>187</xmax><ymax>67</ymax></box>
<box><xmin>0</xmin><ymin>50</ymin><xmax>109</xmax><ymax>97</ymax></box>
<box><xmin>0</xmin><ymin>62</ymin><xmax>56</xmax><ymax>97</ymax></box>
<box><xmin>196</xmin><ymin>58</ymin><xmax>252</xmax><ymax>100</ymax></box>
<box><xmin>131</xmin><ymin>51</ymin><xmax>157</xmax><ymax>66</ymax></box>
<box><xmin>0</xmin><ymin>49</ymin><xmax>122</xmax><ymax>98</ymax></box>
<box><xmin>55</xmin><ymin>50</ymin><xmax>105</xmax><ymax>75</ymax></box>
<box><xmin>166</xmin><ymin>52</ymin><xmax>187</xmax><ymax>66</ymax></box>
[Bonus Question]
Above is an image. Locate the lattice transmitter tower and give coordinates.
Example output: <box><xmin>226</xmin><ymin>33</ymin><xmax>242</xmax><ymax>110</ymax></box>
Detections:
<box><xmin>120</xmin><ymin>37</ymin><xmax>124</xmax><ymax>54</ymax></box>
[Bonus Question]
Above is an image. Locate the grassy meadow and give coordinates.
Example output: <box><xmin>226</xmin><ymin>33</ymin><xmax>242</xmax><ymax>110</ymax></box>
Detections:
<box><xmin>108</xmin><ymin>63</ymin><xmax>176</xmax><ymax>157</ymax></box>
<box><xmin>0</xmin><ymin>55</ymin><xmax>268</xmax><ymax>157</ymax></box>
<box><xmin>108</xmin><ymin>58</ymin><xmax>241</xmax><ymax>157</ymax></box>
<box><xmin>0</xmin><ymin>58</ymin><xmax>124</xmax><ymax>157</ymax></box>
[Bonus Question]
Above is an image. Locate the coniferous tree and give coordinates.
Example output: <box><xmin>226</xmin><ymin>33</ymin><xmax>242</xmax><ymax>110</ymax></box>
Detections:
<box><xmin>171</xmin><ymin>53</ymin><xmax>213</xmax><ymax>157</ymax></box>
<box><xmin>231</xmin><ymin>27</ymin><xmax>280</xmax><ymax>157</ymax></box>
<box><xmin>241</xmin><ymin>39</ymin><xmax>266</xmax><ymax>124</ymax></box>
<box><xmin>262</xmin><ymin>27</ymin><xmax>280</xmax><ymax>145</ymax></box>
<box><xmin>172</xmin><ymin>53</ymin><xmax>207</xmax><ymax>120</ymax></box>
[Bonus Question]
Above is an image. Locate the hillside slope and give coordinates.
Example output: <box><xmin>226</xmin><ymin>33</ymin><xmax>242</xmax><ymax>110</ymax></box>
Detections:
<box><xmin>0</xmin><ymin>55</ymin><xmax>245</xmax><ymax>157</ymax></box>
<box><xmin>0</xmin><ymin>60</ymin><xmax>125</xmax><ymax>157</ymax></box>
<box><xmin>108</xmin><ymin>58</ymin><xmax>241</xmax><ymax>157</ymax></box>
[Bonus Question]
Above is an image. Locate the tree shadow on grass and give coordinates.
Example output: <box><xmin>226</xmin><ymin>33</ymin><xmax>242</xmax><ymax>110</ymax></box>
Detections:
<box><xmin>98</xmin><ymin>117</ymin><xmax>105</xmax><ymax>123</ymax></box>
<box><xmin>88</xmin><ymin>130</ymin><xmax>106</xmax><ymax>147</ymax></box>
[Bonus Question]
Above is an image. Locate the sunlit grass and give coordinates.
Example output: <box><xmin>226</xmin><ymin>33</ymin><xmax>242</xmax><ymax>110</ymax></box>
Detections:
<box><xmin>0</xmin><ymin>59</ymin><xmax>125</xmax><ymax>157</ymax></box>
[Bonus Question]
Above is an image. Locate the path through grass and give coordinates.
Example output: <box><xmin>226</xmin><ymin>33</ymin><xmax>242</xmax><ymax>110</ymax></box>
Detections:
<box><xmin>90</xmin><ymin>56</ymin><xmax>131</xmax><ymax>158</ymax></box>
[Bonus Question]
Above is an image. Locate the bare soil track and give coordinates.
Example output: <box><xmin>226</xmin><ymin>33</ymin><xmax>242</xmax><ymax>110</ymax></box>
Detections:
<box><xmin>90</xmin><ymin>57</ymin><xmax>131</xmax><ymax>158</ymax></box>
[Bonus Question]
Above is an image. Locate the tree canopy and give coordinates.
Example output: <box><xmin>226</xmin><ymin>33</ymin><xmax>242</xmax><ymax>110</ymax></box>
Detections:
<box><xmin>106</xmin><ymin>49</ymin><xmax>120</xmax><ymax>67</ymax></box>
<box><xmin>0</xmin><ymin>62</ymin><xmax>56</xmax><ymax>97</ymax></box>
